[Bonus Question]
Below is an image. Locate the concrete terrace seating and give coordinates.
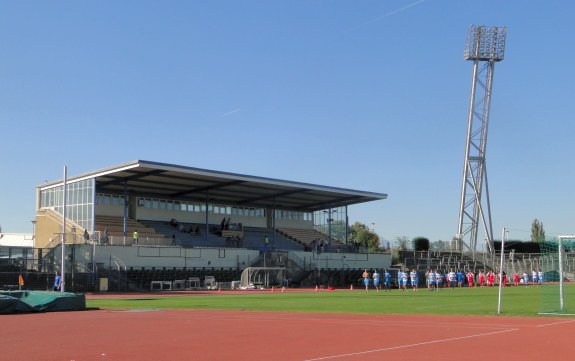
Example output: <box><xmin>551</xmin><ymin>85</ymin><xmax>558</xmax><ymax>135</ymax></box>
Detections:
<box><xmin>95</xmin><ymin>215</ymin><xmax>169</xmax><ymax>245</ymax></box>
<box><xmin>140</xmin><ymin>220</ymin><xmax>226</xmax><ymax>248</ymax></box>
<box><xmin>241</xmin><ymin>227</ymin><xmax>303</xmax><ymax>250</ymax></box>
<box><xmin>277</xmin><ymin>228</ymin><xmax>345</xmax><ymax>250</ymax></box>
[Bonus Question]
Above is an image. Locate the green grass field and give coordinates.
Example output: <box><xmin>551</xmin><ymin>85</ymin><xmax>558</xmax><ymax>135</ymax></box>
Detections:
<box><xmin>87</xmin><ymin>285</ymin><xmax>575</xmax><ymax>317</ymax></box>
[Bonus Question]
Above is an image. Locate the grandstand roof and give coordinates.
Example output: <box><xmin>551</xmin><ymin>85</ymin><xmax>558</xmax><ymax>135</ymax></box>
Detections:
<box><xmin>39</xmin><ymin>160</ymin><xmax>387</xmax><ymax>211</ymax></box>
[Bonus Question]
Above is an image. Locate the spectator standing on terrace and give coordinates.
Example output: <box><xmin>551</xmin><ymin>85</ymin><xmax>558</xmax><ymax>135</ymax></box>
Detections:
<box><xmin>83</xmin><ymin>229</ymin><xmax>89</xmax><ymax>242</ymax></box>
<box><xmin>264</xmin><ymin>235</ymin><xmax>269</xmax><ymax>249</ymax></box>
<box><xmin>220</xmin><ymin>217</ymin><xmax>226</xmax><ymax>231</ymax></box>
<box><xmin>133</xmin><ymin>230</ymin><xmax>139</xmax><ymax>245</ymax></box>
<box><xmin>53</xmin><ymin>272</ymin><xmax>62</xmax><ymax>291</ymax></box>
<box><xmin>362</xmin><ymin>269</ymin><xmax>370</xmax><ymax>291</ymax></box>
<box><xmin>172</xmin><ymin>234</ymin><xmax>176</xmax><ymax>246</ymax></box>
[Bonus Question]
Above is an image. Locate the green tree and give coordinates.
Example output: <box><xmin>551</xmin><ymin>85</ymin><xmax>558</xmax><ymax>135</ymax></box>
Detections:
<box><xmin>531</xmin><ymin>219</ymin><xmax>546</xmax><ymax>243</ymax></box>
<box><xmin>412</xmin><ymin>237</ymin><xmax>430</xmax><ymax>251</ymax></box>
<box><xmin>349</xmin><ymin>222</ymin><xmax>380</xmax><ymax>252</ymax></box>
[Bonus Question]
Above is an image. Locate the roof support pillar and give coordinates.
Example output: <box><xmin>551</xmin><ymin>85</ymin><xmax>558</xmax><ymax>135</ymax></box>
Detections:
<box><xmin>123</xmin><ymin>181</ymin><xmax>128</xmax><ymax>238</ymax></box>
<box><xmin>345</xmin><ymin>206</ymin><xmax>349</xmax><ymax>245</ymax></box>
<box><xmin>205</xmin><ymin>193</ymin><xmax>209</xmax><ymax>243</ymax></box>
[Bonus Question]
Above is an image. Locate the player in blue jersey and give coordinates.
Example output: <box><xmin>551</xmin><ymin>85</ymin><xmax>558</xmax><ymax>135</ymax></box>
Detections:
<box><xmin>384</xmin><ymin>270</ymin><xmax>391</xmax><ymax>291</ymax></box>
<box><xmin>397</xmin><ymin>270</ymin><xmax>403</xmax><ymax>290</ymax></box>
<box><xmin>457</xmin><ymin>270</ymin><xmax>464</xmax><ymax>287</ymax></box>
<box><xmin>532</xmin><ymin>270</ymin><xmax>539</xmax><ymax>286</ymax></box>
<box><xmin>522</xmin><ymin>271</ymin><xmax>529</xmax><ymax>287</ymax></box>
<box><xmin>538</xmin><ymin>270</ymin><xmax>544</xmax><ymax>286</ymax></box>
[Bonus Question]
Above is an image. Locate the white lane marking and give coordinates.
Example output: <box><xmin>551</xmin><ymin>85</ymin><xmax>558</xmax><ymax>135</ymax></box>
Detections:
<box><xmin>536</xmin><ymin>319</ymin><xmax>575</xmax><ymax>327</ymax></box>
<box><xmin>303</xmin><ymin>328</ymin><xmax>518</xmax><ymax>361</ymax></box>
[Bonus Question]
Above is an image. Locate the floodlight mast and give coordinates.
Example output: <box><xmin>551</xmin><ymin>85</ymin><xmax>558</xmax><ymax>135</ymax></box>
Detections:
<box><xmin>456</xmin><ymin>25</ymin><xmax>506</xmax><ymax>255</ymax></box>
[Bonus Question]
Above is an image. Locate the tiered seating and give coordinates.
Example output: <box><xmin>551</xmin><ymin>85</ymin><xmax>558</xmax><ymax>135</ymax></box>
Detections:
<box><xmin>140</xmin><ymin>220</ymin><xmax>225</xmax><ymax>248</ymax></box>
<box><xmin>277</xmin><ymin>228</ymin><xmax>344</xmax><ymax>250</ymax></box>
<box><xmin>95</xmin><ymin>216</ymin><xmax>168</xmax><ymax>245</ymax></box>
<box><xmin>242</xmin><ymin>227</ymin><xmax>302</xmax><ymax>250</ymax></box>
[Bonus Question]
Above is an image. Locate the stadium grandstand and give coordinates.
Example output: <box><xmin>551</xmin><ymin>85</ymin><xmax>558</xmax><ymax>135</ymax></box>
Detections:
<box><xmin>1</xmin><ymin>160</ymin><xmax>390</xmax><ymax>292</ymax></box>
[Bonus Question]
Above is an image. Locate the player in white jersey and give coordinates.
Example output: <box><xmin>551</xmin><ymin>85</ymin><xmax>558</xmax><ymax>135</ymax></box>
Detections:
<box><xmin>448</xmin><ymin>270</ymin><xmax>456</xmax><ymax>289</ymax></box>
<box><xmin>401</xmin><ymin>270</ymin><xmax>408</xmax><ymax>292</ymax></box>
<box><xmin>532</xmin><ymin>270</ymin><xmax>539</xmax><ymax>286</ymax></box>
<box><xmin>427</xmin><ymin>270</ymin><xmax>436</xmax><ymax>291</ymax></box>
<box><xmin>410</xmin><ymin>269</ymin><xmax>418</xmax><ymax>291</ymax></box>
<box><xmin>538</xmin><ymin>270</ymin><xmax>544</xmax><ymax>286</ymax></box>
<box><xmin>372</xmin><ymin>270</ymin><xmax>380</xmax><ymax>292</ymax></box>
<box><xmin>435</xmin><ymin>271</ymin><xmax>443</xmax><ymax>290</ymax></box>
<box><xmin>522</xmin><ymin>272</ymin><xmax>529</xmax><ymax>287</ymax></box>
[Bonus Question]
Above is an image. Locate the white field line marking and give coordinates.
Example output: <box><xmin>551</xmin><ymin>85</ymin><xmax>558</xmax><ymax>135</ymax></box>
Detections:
<box><xmin>536</xmin><ymin>319</ymin><xmax>575</xmax><ymax>327</ymax></box>
<box><xmin>303</xmin><ymin>328</ymin><xmax>518</xmax><ymax>361</ymax></box>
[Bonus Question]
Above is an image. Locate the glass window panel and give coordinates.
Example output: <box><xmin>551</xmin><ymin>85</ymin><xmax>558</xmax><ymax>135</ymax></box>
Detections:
<box><xmin>152</xmin><ymin>199</ymin><xmax>159</xmax><ymax>208</ymax></box>
<box><xmin>159</xmin><ymin>200</ymin><xmax>166</xmax><ymax>209</ymax></box>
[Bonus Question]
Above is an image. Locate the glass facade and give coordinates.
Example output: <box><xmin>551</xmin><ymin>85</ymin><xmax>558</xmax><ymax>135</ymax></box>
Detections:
<box><xmin>135</xmin><ymin>196</ymin><xmax>267</xmax><ymax>218</ymax></box>
<box><xmin>314</xmin><ymin>207</ymin><xmax>346</xmax><ymax>242</ymax></box>
<box><xmin>274</xmin><ymin>209</ymin><xmax>313</xmax><ymax>221</ymax></box>
<box><xmin>39</xmin><ymin>178</ymin><xmax>95</xmax><ymax>233</ymax></box>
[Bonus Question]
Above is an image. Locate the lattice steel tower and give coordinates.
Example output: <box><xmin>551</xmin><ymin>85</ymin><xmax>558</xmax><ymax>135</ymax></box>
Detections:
<box><xmin>456</xmin><ymin>25</ymin><xmax>506</xmax><ymax>253</ymax></box>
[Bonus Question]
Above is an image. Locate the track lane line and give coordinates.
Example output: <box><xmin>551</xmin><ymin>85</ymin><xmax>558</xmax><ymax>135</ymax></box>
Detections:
<box><xmin>303</xmin><ymin>328</ymin><xmax>518</xmax><ymax>361</ymax></box>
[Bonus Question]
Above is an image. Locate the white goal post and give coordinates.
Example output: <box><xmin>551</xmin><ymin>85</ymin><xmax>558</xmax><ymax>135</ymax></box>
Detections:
<box><xmin>240</xmin><ymin>267</ymin><xmax>286</xmax><ymax>289</ymax></box>
<box><xmin>557</xmin><ymin>235</ymin><xmax>575</xmax><ymax>311</ymax></box>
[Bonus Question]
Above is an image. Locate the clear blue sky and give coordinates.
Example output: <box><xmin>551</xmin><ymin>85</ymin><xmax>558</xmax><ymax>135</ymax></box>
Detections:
<box><xmin>1</xmin><ymin>1</ymin><xmax>574</xmax><ymax>243</ymax></box>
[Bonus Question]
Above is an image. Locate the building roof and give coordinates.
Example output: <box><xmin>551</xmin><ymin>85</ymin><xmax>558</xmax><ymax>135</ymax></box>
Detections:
<box><xmin>39</xmin><ymin>160</ymin><xmax>387</xmax><ymax>212</ymax></box>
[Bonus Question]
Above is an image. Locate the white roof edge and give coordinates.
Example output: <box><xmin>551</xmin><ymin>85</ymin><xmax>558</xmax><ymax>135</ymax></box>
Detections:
<box><xmin>138</xmin><ymin>160</ymin><xmax>388</xmax><ymax>199</ymax></box>
<box><xmin>36</xmin><ymin>160</ymin><xmax>388</xmax><ymax>199</ymax></box>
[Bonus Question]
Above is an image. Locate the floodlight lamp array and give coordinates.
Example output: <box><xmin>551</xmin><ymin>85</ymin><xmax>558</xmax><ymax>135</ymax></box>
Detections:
<box><xmin>464</xmin><ymin>25</ymin><xmax>506</xmax><ymax>61</ymax></box>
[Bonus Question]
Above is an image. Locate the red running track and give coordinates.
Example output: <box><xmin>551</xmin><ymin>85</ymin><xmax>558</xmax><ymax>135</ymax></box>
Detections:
<box><xmin>1</xmin><ymin>309</ymin><xmax>574</xmax><ymax>361</ymax></box>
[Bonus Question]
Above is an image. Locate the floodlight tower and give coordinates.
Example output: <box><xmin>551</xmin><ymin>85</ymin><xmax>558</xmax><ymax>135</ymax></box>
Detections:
<box><xmin>456</xmin><ymin>25</ymin><xmax>506</xmax><ymax>254</ymax></box>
